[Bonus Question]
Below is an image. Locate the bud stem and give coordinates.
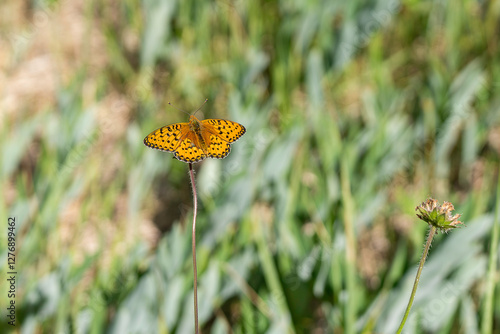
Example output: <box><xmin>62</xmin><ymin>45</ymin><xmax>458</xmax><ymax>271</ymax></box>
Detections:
<box><xmin>396</xmin><ymin>226</ymin><xmax>437</xmax><ymax>333</ymax></box>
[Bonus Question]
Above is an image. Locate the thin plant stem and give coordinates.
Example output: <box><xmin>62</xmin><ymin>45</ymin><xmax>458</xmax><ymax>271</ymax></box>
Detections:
<box><xmin>189</xmin><ymin>163</ymin><xmax>199</xmax><ymax>334</ymax></box>
<box><xmin>481</xmin><ymin>167</ymin><xmax>500</xmax><ymax>334</ymax></box>
<box><xmin>396</xmin><ymin>226</ymin><xmax>437</xmax><ymax>334</ymax></box>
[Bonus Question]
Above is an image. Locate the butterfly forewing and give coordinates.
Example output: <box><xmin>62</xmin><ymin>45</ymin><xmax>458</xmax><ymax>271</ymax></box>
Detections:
<box><xmin>144</xmin><ymin>123</ymin><xmax>189</xmax><ymax>152</ymax></box>
<box><xmin>201</xmin><ymin>119</ymin><xmax>246</xmax><ymax>143</ymax></box>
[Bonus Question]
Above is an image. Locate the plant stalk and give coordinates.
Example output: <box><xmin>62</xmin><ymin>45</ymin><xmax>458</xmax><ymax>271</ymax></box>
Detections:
<box><xmin>189</xmin><ymin>163</ymin><xmax>199</xmax><ymax>334</ymax></box>
<box><xmin>396</xmin><ymin>226</ymin><xmax>437</xmax><ymax>334</ymax></box>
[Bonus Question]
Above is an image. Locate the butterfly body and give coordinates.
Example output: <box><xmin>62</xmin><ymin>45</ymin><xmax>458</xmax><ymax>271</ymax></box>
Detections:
<box><xmin>144</xmin><ymin>114</ymin><xmax>246</xmax><ymax>163</ymax></box>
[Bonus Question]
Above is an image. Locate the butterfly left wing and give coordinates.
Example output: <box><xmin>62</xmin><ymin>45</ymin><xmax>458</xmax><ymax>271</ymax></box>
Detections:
<box><xmin>201</xmin><ymin>119</ymin><xmax>246</xmax><ymax>143</ymax></box>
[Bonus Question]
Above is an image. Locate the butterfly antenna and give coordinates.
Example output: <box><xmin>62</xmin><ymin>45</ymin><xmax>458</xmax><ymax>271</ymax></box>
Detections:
<box><xmin>193</xmin><ymin>99</ymin><xmax>208</xmax><ymax>116</ymax></box>
<box><xmin>168</xmin><ymin>102</ymin><xmax>191</xmax><ymax>117</ymax></box>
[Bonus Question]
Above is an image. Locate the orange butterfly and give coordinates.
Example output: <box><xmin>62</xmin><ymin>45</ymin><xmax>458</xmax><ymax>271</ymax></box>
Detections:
<box><xmin>144</xmin><ymin>106</ymin><xmax>246</xmax><ymax>163</ymax></box>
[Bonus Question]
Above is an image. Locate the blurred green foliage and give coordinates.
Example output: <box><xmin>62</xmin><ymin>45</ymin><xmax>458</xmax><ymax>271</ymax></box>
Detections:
<box><xmin>1</xmin><ymin>0</ymin><xmax>500</xmax><ymax>333</ymax></box>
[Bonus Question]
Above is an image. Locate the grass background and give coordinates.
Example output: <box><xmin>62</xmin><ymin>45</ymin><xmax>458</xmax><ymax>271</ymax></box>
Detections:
<box><xmin>1</xmin><ymin>0</ymin><xmax>500</xmax><ymax>333</ymax></box>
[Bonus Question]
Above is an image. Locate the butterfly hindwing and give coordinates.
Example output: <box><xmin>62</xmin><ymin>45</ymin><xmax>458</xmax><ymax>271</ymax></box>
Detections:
<box><xmin>173</xmin><ymin>137</ymin><xmax>207</xmax><ymax>163</ymax></box>
<box><xmin>206</xmin><ymin>134</ymin><xmax>231</xmax><ymax>159</ymax></box>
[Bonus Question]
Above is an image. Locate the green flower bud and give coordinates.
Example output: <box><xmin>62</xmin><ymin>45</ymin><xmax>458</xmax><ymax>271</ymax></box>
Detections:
<box><xmin>415</xmin><ymin>198</ymin><xmax>464</xmax><ymax>232</ymax></box>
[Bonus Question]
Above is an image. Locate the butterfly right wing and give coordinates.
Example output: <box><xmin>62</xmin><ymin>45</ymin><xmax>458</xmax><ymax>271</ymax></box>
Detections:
<box><xmin>143</xmin><ymin>122</ymin><xmax>189</xmax><ymax>152</ymax></box>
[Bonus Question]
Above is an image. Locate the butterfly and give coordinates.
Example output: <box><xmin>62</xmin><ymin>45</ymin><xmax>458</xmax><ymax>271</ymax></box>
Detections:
<box><xmin>144</xmin><ymin>112</ymin><xmax>246</xmax><ymax>163</ymax></box>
